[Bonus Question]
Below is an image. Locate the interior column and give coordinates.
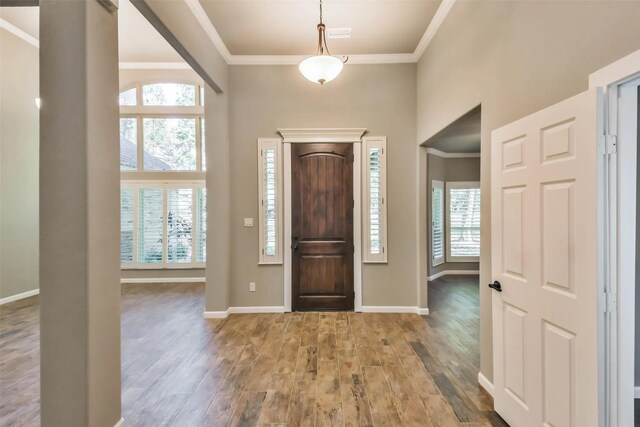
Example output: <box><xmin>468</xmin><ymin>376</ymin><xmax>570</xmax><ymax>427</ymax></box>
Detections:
<box><xmin>39</xmin><ymin>0</ymin><xmax>121</xmax><ymax>425</ymax></box>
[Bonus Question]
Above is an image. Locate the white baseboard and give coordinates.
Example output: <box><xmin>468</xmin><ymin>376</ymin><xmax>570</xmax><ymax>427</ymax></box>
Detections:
<box><xmin>428</xmin><ymin>270</ymin><xmax>480</xmax><ymax>281</ymax></box>
<box><xmin>0</xmin><ymin>289</ymin><xmax>39</xmax><ymax>306</ymax></box>
<box><xmin>204</xmin><ymin>310</ymin><xmax>229</xmax><ymax>319</ymax></box>
<box><xmin>361</xmin><ymin>306</ymin><xmax>429</xmax><ymax>315</ymax></box>
<box><xmin>204</xmin><ymin>306</ymin><xmax>286</xmax><ymax>319</ymax></box>
<box><xmin>478</xmin><ymin>372</ymin><xmax>494</xmax><ymax>397</ymax></box>
<box><xmin>114</xmin><ymin>418</ymin><xmax>124</xmax><ymax>427</ymax></box>
<box><xmin>121</xmin><ymin>277</ymin><xmax>206</xmax><ymax>284</ymax></box>
<box><xmin>635</xmin><ymin>387</ymin><xmax>640</xmax><ymax>399</ymax></box>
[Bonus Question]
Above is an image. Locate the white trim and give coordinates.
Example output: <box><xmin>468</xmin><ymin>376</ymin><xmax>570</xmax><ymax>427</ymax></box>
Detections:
<box><xmin>119</xmin><ymin>62</ymin><xmax>190</xmax><ymax>70</ymax></box>
<box><xmin>284</xmin><ymin>144</ymin><xmax>293</xmax><ymax>312</ymax></box>
<box><xmin>426</xmin><ymin>148</ymin><xmax>480</xmax><ymax>158</ymax></box>
<box><xmin>0</xmin><ymin>19</ymin><xmax>39</xmax><ymax>48</ymax></box>
<box><xmin>635</xmin><ymin>388</ymin><xmax>640</xmax><ymax>399</ymax></box>
<box><xmin>353</xmin><ymin>143</ymin><xmax>363</xmax><ymax>311</ymax></box>
<box><xmin>283</xmin><ymin>134</ymin><xmax>363</xmax><ymax>312</ymax></box>
<box><xmin>120</xmin><ymin>277</ymin><xmax>205</xmax><ymax>284</ymax></box>
<box><xmin>413</xmin><ymin>0</ymin><xmax>456</xmax><ymax>60</ymax></box>
<box><xmin>427</xmin><ymin>270</ymin><xmax>480</xmax><ymax>281</ymax></box>
<box><xmin>183</xmin><ymin>0</ymin><xmax>233</xmax><ymax>63</ymax></box>
<box><xmin>204</xmin><ymin>306</ymin><xmax>286</xmax><ymax>319</ymax></box>
<box><xmin>114</xmin><ymin>418</ymin><xmax>125</xmax><ymax>427</ymax></box>
<box><xmin>0</xmin><ymin>289</ymin><xmax>39</xmax><ymax>306</ymax></box>
<box><xmin>361</xmin><ymin>306</ymin><xmax>429</xmax><ymax>315</ymax></box>
<box><xmin>229</xmin><ymin>54</ymin><xmax>418</xmax><ymax>65</ymax></box>
<box><xmin>589</xmin><ymin>49</ymin><xmax>640</xmax><ymax>89</ymax></box>
<box><xmin>229</xmin><ymin>306</ymin><xmax>285</xmax><ymax>314</ymax></box>
<box><xmin>278</xmin><ymin>128</ymin><xmax>367</xmax><ymax>144</ymax></box>
<box><xmin>478</xmin><ymin>372</ymin><xmax>494</xmax><ymax>397</ymax></box>
<box><xmin>204</xmin><ymin>310</ymin><xmax>229</xmax><ymax>319</ymax></box>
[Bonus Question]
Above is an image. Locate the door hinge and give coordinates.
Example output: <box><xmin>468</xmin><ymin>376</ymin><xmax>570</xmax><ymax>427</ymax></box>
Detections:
<box><xmin>604</xmin><ymin>291</ymin><xmax>617</xmax><ymax>313</ymax></box>
<box><xmin>600</xmin><ymin>134</ymin><xmax>617</xmax><ymax>155</ymax></box>
<box><xmin>352</xmin><ymin>245</ymin><xmax>355</xmax><ymax>253</ymax></box>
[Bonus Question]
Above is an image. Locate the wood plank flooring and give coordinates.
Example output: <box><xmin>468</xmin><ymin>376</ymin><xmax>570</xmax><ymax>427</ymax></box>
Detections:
<box><xmin>0</xmin><ymin>277</ymin><xmax>508</xmax><ymax>426</ymax></box>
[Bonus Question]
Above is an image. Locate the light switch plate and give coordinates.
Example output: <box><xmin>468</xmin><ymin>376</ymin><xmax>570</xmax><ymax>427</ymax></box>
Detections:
<box><xmin>249</xmin><ymin>282</ymin><xmax>256</xmax><ymax>292</ymax></box>
<box><xmin>244</xmin><ymin>218</ymin><xmax>254</xmax><ymax>227</ymax></box>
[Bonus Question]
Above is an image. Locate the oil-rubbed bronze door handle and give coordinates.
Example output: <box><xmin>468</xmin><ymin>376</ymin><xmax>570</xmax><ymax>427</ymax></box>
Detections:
<box><xmin>488</xmin><ymin>281</ymin><xmax>503</xmax><ymax>292</ymax></box>
<box><xmin>292</xmin><ymin>236</ymin><xmax>299</xmax><ymax>251</ymax></box>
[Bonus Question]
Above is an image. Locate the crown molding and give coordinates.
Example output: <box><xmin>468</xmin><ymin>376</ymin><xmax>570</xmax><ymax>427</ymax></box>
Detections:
<box><xmin>0</xmin><ymin>18</ymin><xmax>39</xmax><ymax>48</ymax></box>
<box><xmin>119</xmin><ymin>62</ymin><xmax>191</xmax><ymax>69</ymax></box>
<box><xmin>278</xmin><ymin>128</ymin><xmax>367</xmax><ymax>143</ymax></box>
<box><xmin>414</xmin><ymin>0</ymin><xmax>456</xmax><ymax>60</ymax></box>
<box><xmin>426</xmin><ymin>148</ymin><xmax>480</xmax><ymax>158</ymax></box>
<box><xmin>229</xmin><ymin>53</ymin><xmax>417</xmax><ymax>66</ymax></box>
<box><xmin>184</xmin><ymin>0</ymin><xmax>455</xmax><ymax>65</ymax></box>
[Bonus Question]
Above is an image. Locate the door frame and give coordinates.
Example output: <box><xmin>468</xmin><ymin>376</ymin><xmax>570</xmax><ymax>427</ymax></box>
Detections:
<box><xmin>279</xmin><ymin>128</ymin><xmax>366</xmax><ymax>312</ymax></box>
<box><xmin>589</xmin><ymin>49</ymin><xmax>640</xmax><ymax>427</ymax></box>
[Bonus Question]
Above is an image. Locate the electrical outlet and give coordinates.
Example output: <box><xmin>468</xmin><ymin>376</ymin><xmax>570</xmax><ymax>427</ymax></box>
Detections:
<box><xmin>249</xmin><ymin>282</ymin><xmax>256</xmax><ymax>292</ymax></box>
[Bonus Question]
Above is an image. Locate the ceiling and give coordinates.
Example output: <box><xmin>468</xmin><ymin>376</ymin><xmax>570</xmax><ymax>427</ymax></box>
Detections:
<box><xmin>199</xmin><ymin>0</ymin><xmax>443</xmax><ymax>55</ymax></box>
<box><xmin>0</xmin><ymin>0</ymin><xmax>183</xmax><ymax>62</ymax></box>
<box><xmin>425</xmin><ymin>107</ymin><xmax>481</xmax><ymax>153</ymax></box>
<box><xmin>1</xmin><ymin>0</ymin><xmax>447</xmax><ymax>61</ymax></box>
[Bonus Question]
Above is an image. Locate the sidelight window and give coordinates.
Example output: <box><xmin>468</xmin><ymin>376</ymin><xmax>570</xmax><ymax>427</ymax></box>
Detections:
<box><xmin>258</xmin><ymin>139</ymin><xmax>283</xmax><ymax>264</ymax></box>
<box><xmin>446</xmin><ymin>182</ymin><xmax>481</xmax><ymax>262</ymax></box>
<box><xmin>363</xmin><ymin>137</ymin><xmax>388</xmax><ymax>263</ymax></box>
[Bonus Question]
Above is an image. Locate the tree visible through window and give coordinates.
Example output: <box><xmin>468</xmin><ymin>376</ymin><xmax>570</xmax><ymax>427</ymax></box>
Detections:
<box><xmin>119</xmin><ymin>81</ymin><xmax>206</xmax><ymax>268</ymax></box>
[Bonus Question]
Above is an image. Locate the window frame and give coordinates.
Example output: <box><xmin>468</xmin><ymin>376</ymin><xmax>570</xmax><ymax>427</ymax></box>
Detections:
<box><xmin>119</xmin><ymin>80</ymin><xmax>207</xmax><ymax>270</ymax></box>
<box><xmin>362</xmin><ymin>136</ymin><xmax>388</xmax><ymax>263</ymax></box>
<box><xmin>258</xmin><ymin>138</ymin><xmax>283</xmax><ymax>265</ymax></box>
<box><xmin>121</xmin><ymin>180</ymin><xmax>206</xmax><ymax>269</ymax></box>
<box><xmin>431</xmin><ymin>180</ymin><xmax>445</xmax><ymax>267</ymax></box>
<box><xmin>445</xmin><ymin>181</ymin><xmax>481</xmax><ymax>263</ymax></box>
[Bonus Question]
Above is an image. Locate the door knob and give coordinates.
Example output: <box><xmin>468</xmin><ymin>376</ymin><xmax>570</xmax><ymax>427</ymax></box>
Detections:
<box><xmin>488</xmin><ymin>281</ymin><xmax>502</xmax><ymax>292</ymax></box>
<box><xmin>292</xmin><ymin>236</ymin><xmax>299</xmax><ymax>251</ymax></box>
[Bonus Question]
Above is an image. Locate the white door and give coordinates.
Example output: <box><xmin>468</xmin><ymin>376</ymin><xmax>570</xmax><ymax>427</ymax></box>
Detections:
<box><xmin>491</xmin><ymin>88</ymin><xmax>602</xmax><ymax>427</ymax></box>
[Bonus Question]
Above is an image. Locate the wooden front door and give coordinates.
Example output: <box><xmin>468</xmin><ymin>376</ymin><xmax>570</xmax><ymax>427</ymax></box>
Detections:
<box><xmin>292</xmin><ymin>143</ymin><xmax>354</xmax><ymax>311</ymax></box>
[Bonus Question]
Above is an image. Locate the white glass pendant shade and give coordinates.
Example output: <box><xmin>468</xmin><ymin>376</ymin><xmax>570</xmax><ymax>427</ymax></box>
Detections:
<box><xmin>299</xmin><ymin>55</ymin><xmax>344</xmax><ymax>85</ymax></box>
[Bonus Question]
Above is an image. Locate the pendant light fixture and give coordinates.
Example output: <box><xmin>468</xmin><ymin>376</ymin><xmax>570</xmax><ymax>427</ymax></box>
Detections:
<box><xmin>299</xmin><ymin>0</ymin><xmax>348</xmax><ymax>85</ymax></box>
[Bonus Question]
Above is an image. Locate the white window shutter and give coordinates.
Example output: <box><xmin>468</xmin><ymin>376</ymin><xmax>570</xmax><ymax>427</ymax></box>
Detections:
<box><xmin>166</xmin><ymin>188</ymin><xmax>194</xmax><ymax>264</ymax></box>
<box><xmin>258</xmin><ymin>139</ymin><xmax>283</xmax><ymax>264</ymax></box>
<box><xmin>431</xmin><ymin>180</ymin><xmax>445</xmax><ymax>266</ymax></box>
<box><xmin>446</xmin><ymin>182</ymin><xmax>481</xmax><ymax>262</ymax></box>
<box><xmin>363</xmin><ymin>136</ymin><xmax>388</xmax><ymax>263</ymax></box>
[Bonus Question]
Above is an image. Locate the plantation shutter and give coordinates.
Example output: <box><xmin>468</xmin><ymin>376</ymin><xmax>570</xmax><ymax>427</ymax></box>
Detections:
<box><xmin>196</xmin><ymin>188</ymin><xmax>207</xmax><ymax>263</ymax></box>
<box><xmin>138</xmin><ymin>188</ymin><xmax>164</xmax><ymax>264</ymax></box>
<box><xmin>120</xmin><ymin>188</ymin><xmax>135</xmax><ymax>263</ymax></box>
<box><xmin>431</xmin><ymin>181</ymin><xmax>444</xmax><ymax>265</ymax></box>
<box><xmin>447</xmin><ymin>184</ymin><xmax>481</xmax><ymax>260</ymax></box>
<box><xmin>167</xmin><ymin>188</ymin><xmax>194</xmax><ymax>263</ymax></box>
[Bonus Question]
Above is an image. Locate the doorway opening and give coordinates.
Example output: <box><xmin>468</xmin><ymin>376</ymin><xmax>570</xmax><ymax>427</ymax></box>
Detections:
<box><xmin>421</xmin><ymin>106</ymin><xmax>501</xmax><ymax>423</ymax></box>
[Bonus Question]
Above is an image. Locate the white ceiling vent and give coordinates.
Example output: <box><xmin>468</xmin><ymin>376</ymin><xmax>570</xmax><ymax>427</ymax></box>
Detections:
<box><xmin>327</xmin><ymin>28</ymin><xmax>352</xmax><ymax>39</ymax></box>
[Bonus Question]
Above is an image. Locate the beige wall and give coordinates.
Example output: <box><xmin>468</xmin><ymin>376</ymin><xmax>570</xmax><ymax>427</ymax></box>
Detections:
<box><xmin>0</xmin><ymin>29</ymin><xmax>39</xmax><ymax>300</ymax></box>
<box><xmin>228</xmin><ymin>64</ymin><xmax>418</xmax><ymax>308</ymax></box>
<box><xmin>426</xmin><ymin>154</ymin><xmax>480</xmax><ymax>277</ymax></box>
<box><xmin>417</xmin><ymin>0</ymin><xmax>640</xmax><ymax>382</ymax></box>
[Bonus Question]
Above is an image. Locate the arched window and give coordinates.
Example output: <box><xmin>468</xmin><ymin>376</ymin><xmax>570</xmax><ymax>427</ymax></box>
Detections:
<box><xmin>119</xmin><ymin>82</ymin><xmax>206</xmax><ymax>268</ymax></box>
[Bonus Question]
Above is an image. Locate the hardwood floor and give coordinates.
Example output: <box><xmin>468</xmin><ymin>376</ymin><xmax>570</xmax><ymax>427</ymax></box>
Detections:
<box><xmin>0</xmin><ymin>277</ymin><xmax>508</xmax><ymax>426</ymax></box>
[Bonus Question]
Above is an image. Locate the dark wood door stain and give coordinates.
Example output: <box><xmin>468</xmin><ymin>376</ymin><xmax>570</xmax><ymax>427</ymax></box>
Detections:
<box><xmin>291</xmin><ymin>143</ymin><xmax>354</xmax><ymax>311</ymax></box>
